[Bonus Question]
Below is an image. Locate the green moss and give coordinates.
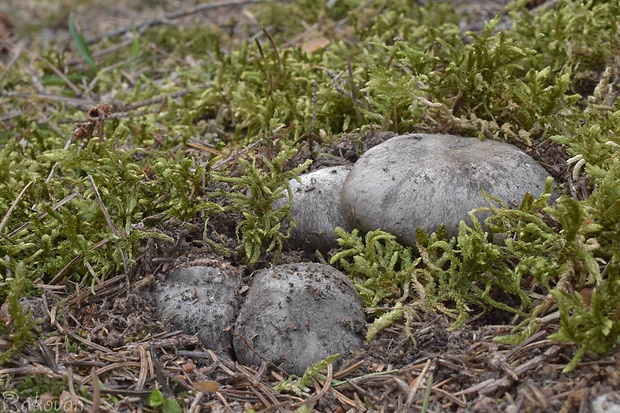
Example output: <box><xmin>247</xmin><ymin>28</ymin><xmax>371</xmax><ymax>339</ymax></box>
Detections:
<box><xmin>0</xmin><ymin>263</ymin><xmax>37</xmax><ymax>365</ymax></box>
<box><xmin>213</xmin><ymin>145</ymin><xmax>311</xmax><ymax>264</ymax></box>
<box><xmin>12</xmin><ymin>374</ymin><xmax>68</xmax><ymax>398</ymax></box>
<box><xmin>331</xmin><ymin>228</ymin><xmax>419</xmax><ymax>307</ymax></box>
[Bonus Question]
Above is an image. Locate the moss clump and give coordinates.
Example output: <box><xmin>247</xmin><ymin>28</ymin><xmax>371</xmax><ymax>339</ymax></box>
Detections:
<box><xmin>11</xmin><ymin>374</ymin><xmax>69</xmax><ymax>399</ymax></box>
<box><xmin>212</xmin><ymin>146</ymin><xmax>312</xmax><ymax>264</ymax></box>
<box><xmin>0</xmin><ymin>263</ymin><xmax>37</xmax><ymax>366</ymax></box>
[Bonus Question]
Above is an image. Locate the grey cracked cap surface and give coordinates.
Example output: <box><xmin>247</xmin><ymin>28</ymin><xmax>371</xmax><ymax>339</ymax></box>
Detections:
<box><xmin>233</xmin><ymin>262</ymin><xmax>366</xmax><ymax>376</ymax></box>
<box><xmin>340</xmin><ymin>133</ymin><xmax>554</xmax><ymax>247</ymax></box>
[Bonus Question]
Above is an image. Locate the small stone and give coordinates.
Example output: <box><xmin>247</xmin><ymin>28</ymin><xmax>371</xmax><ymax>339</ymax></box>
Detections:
<box><xmin>273</xmin><ymin>166</ymin><xmax>353</xmax><ymax>253</ymax></box>
<box><xmin>233</xmin><ymin>263</ymin><xmax>365</xmax><ymax>375</ymax></box>
<box><xmin>340</xmin><ymin>134</ymin><xmax>553</xmax><ymax>247</ymax></box>
<box><xmin>157</xmin><ymin>261</ymin><xmax>241</xmax><ymax>356</ymax></box>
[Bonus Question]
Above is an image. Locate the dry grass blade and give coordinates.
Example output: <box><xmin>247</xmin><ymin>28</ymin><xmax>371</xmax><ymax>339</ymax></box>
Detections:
<box><xmin>65</xmin><ymin>273</ymin><xmax>128</xmax><ymax>306</ymax></box>
<box><xmin>117</xmin><ymin>85</ymin><xmax>209</xmax><ymax>113</ymax></box>
<box><xmin>431</xmin><ymin>384</ymin><xmax>467</xmax><ymax>408</ymax></box>
<box><xmin>188</xmin><ymin>392</ymin><xmax>205</xmax><ymax>413</ymax></box>
<box><xmin>0</xmin><ymin>38</ymin><xmax>24</xmax><ymax>79</ymax></box>
<box><xmin>49</xmin><ymin>238</ymin><xmax>110</xmax><ymax>284</ymax></box>
<box><xmin>421</xmin><ymin>372</ymin><xmax>433</xmax><ymax>413</ymax></box>
<box><xmin>211</xmin><ymin>138</ymin><xmax>265</xmax><ymax>170</ymax></box>
<box><xmin>87</xmin><ymin>174</ymin><xmax>124</xmax><ymax>238</ymax></box>
<box><xmin>91</xmin><ymin>367</ymin><xmax>100</xmax><ymax>413</ymax></box>
<box><xmin>0</xmin><ymin>365</ymin><xmax>70</xmax><ymax>377</ymax></box>
<box><xmin>92</xmin><ymin>361</ymin><xmax>143</xmax><ymax>378</ymax></box>
<box><xmin>87</xmin><ymin>173</ymin><xmax>129</xmax><ymax>277</ymax></box>
<box><xmin>43</xmin><ymin>57</ymin><xmax>82</xmax><ymax>95</ymax></box>
<box><xmin>1</xmin><ymin>91</ymin><xmax>98</xmax><ymax>110</ymax></box>
<box><xmin>346</xmin><ymin>54</ymin><xmax>362</xmax><ymax>125</ymax></box>
<box><xmin>237</xmin><ymin>364</ymin><xmax>281</xmax><ymax>408</ymax></box>
<box><xmin>334</xmin><ymin>360</ymin><xmax>364</xmax><ymax>380</ymax></box>
<box><xmin>37</xmin><ymin>338</ymin><xmax>59</xmax><ymax>372</ymax></box>
<box><xmin>215</xmin><ymin>391</ymin><xmax>235</xmax><ymax>412</ymax></box>
<box><xmin>137</xmin><ymin>345</ymin><xmax>149</xmax><ymax>390</ymax></box>
<box><xmin>67</xmin><ymin>330</ymin><xmax>115</xmax><ymax>354</ymax></box>
<box><xmin>405</xmin><ymin>358</ymin><xmax>432</xmax><ymax>407</ymax></box>
<box><xmin>129</xmin><ymin>333</ymin><xmax>201</xmax><ymax>350</ymax></box>
<box><xmin>0</xmin><ymin>180</ymin><xmax>33</xmax><ymax>234</ymax></box>
<box><xmin>456</xmin><ymin>345</ymin><xmax>563</xmax><ymax>397</ymax></box>
<box><xmin>86</xmin><ymin>0</ymin><xmax>280</xmax><ymax>43</ymax></box>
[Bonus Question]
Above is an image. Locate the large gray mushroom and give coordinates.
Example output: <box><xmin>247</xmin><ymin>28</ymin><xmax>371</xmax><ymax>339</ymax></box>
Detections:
<box><xmin>340</xmin><ymin>134</ymin><xmax>553</xmax><ymax>247</ymax></box>
<box><xmin>233</xmin><ymin>263</ymin><xmax>365</xmax><ymax>375</ymax></box>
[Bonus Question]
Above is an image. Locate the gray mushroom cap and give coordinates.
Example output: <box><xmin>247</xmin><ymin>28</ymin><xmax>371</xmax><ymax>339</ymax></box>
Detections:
<box><xmin>340</xmin><ymin>134</ymin><xmax>553</xmax><ymax>247</ymax></box>
<box><xmin>233</xmin><ymin>262</ymin><xmax>365</xmax><ymax>375</ymax></box>
<box><xmin>273</xmin><ymin>166</ymin><xmax>353</xmax><ymax>253</ymax></box>
<box><xmin>156</xmin><ymin>263</ymin><xmax>241</xmax><ymax>357</ymax></box>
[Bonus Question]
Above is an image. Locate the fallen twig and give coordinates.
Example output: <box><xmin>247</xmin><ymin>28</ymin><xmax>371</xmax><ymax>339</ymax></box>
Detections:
<box><xmin>86</xmin><ymin>0</ymin><xmax>285</xmax><ymax>44</ymax></box>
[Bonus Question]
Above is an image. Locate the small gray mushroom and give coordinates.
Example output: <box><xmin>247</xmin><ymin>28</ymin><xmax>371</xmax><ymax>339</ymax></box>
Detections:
<box><xmin>156</xmin><ymin>262</ymin><xmax>241</xmax><ymax>357</ymax></box>
<box><xmin>273</xmin><ymin>166</ymin><xmax>353</xmax><ymax>253</ymax></box>
<box><xmin>340</xmin><ymin>134</ymin><xmax>553</xmax><ymax>247</ymax></box>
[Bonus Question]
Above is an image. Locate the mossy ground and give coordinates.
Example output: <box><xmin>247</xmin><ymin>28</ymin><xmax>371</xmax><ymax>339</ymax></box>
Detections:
<box><xmin>0</xmin><ymin>0</ymin><xmax>619</xmax><ymax>411</ymax></box>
